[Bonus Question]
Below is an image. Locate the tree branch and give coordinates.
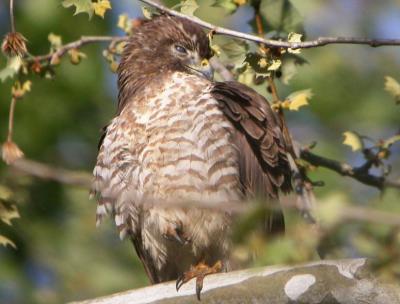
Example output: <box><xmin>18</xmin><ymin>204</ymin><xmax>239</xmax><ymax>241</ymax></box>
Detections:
<box><xmin>10</xmin><ymin>158</ymin><xmax>92</xmax><ymax>188</ymax></box>
<box><xmin>139</xmin><ymin>0</ymin><xmax>400</xmax><ymax>49</ymax></box>
<box><xmin>27</xmin><ymin>36</ymin><xmax>127</xmax><ymax>63</ymax></box>
<box><xmin>300</xmin><ymin>149</ymin><xmax>400</xmax><ymax>190</ymax></box>
<box><xmin>70</xmin><ymin>258</ymin><xmax>400</xmax><ymax>304</ymax></box>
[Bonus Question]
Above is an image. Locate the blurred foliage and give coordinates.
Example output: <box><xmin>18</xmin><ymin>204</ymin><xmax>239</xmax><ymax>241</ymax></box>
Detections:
<box><xmin>0</xmin><ymin>0</ymin><xmax>399</xmax><ymax>303</ymax></box>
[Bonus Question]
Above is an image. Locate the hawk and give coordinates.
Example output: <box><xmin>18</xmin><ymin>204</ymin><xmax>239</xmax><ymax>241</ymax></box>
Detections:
<box><xmin>92</xmin><ymin>15</ymin><xmax>291</xmax><ymax>299</ymax></box>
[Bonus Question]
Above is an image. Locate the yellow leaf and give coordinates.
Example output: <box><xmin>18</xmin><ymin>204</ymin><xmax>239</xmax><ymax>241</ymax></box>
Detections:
<box><xmin>0</xmin><ymin>203</ymin><xmax>19</xmax><ymax>226</ymax></box>
<box><xmin>383</xmin><ymin>134</ymin><xmax>400</xmax><ymax>149</ymax></box>
<box><xmin>48</xmin><ymin>33</ymin><xmax>62</xmax><ymax>49</ymax></box>
<box><xmin>268</xmin><ymin>59</ymin><xmax>281</xmax><ymax>71</ymax></box>
<box><xmin>384</xmin><ymin>76</ymin><xmax>400</xmax><ymax>104</ymax></box>
<box><xmin>117</xmin><ymin>14</ymin><xmax>130</xmax><ymax>33</ymax></box>
<box><xmin>288</xmin><ymin>32</ymin><xmax>302</xmax><ymax>54</ymax></box>
<box><xmin>343</xmin><ymin>131</ymin><xmax>363</xmax><ymax>151</ymax></box>
<box><xmin>258</xmin><ymin>58</ymin><xmax>267</xmax><ymax>68</ymax></box>
<box><xmin>22</xmin><ymin>80</ymin><xmax>32</xmax><ymax>93</ymax></box>
<box><xmin>141</xmin><ymin>6</ymin><xmax>153</xmax><ymax>19</ymax></box>
<box><xmin>93</xmin><ymin>0</ymin><xmax>111</xmax><ymax>18</ymax></box>
<box><xmin>286</xmin><ymin>89</ymin><xmax>312</xmax><ymax>111</ymax></box>
<box><xmin>0</xmin><ymin>235</ymin><xmax>16</xmax><ymax>249</ymax></box>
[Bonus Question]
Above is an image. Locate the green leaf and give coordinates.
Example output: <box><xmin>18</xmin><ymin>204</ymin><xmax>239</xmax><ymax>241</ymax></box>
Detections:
<box><xmin>343</xmin><ymin>131</ymin><xmax>363</xmax><ymax>152</ymax></box>
<box><xmin>0</xmin><ymin>235</ymin><xmax>16</xmax><ymax>249</ymax></box>
<box><xmin>280</xmin><ymin>53</ymin><xmax>307</xmax><ymax>84</ymax></box>
<box><xmin>384</xmin><ymin>76</ymin><xmax>400</xmax><ymax>104</ymax></box>
<box><xmin>0</xmin><ymin>56</ymin><xmax>22</xmax><ymax>82</ymax></box>
<box><xmin>286</xmin><ymin>89</ymin><xmax>312</xmax><ymax>111</ymax></box>
<box><xmin>180</xmin><ymin>0</ymin><xmax>199</xmax><ymax>16</ymax></box>
<box><xmin>212</xmin><ymin>0</ymin><xmax>238</xmax><ymax>14</ymax></box>
<box><xmin>260</xmin><ymin>0</ymin><xmax>304</xmax><ymax>34</ymax></box>
<box><xmin>62</xmin><ymin>0</ymin><xmax>94</xmax><ymax>19</ymax></box>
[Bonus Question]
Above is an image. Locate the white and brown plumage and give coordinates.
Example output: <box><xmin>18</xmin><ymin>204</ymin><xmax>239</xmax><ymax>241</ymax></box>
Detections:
<box><xmin>92</xmin><ymin>15</ymin><xmax>291</xmax><ymax>299</ymax></box>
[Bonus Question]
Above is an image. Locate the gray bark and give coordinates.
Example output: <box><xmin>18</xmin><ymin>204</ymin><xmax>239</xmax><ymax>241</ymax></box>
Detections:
<box><xmin>71</xmin><ymin>258</ymin><xmax>400</xmax><ymax>304</ymax></box>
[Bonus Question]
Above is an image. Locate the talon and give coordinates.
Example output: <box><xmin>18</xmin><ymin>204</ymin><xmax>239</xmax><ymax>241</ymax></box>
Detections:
<box><xmin>176</xmin><ymin>275</ymin><xmax>183</xmax><ymax>291</ymax></box>
<box><xmin>175</xmin><ymin>260</ymin><xmax>223</xmax><ymax>300</ymax></box>
<box><xmin>196</xmin><ymin>276</ymin><xmax>204</xmax><ymax>301</ymax></box>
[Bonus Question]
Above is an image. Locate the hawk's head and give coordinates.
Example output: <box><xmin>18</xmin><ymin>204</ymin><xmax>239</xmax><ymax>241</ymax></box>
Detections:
<box><xmin>119</xmin><ymin>16</ymin><xmax>213</xmax><ymax>92</ymax></box>
<box><xmin>117</xmin><ymin>15</ymin><xmax>214</xmax><ymax>111</ymax></box>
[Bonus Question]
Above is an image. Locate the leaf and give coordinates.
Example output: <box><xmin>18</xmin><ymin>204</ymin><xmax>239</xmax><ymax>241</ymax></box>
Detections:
<box><xmin>220</xmin><ymin>40</ymin><xmax>248</xmax><ymax>69</ymax></box>
<box><xmin>12</xmin><ymin>80</ymin><xmax>32</xmax><ymax>98</ymax></box>
<box><xmin>93</xmin><ymin>0</ymin><xmax>111</xmax><ymax>18</ymax></box>
<box><xmin>280</xmin><ymin>53</ymin><xmax>307</xmax><ymax>84</ymax></box>
<box><xmin>384</xmin><ymin>76</ymin><xmax>400</xmax><ymax>104</ymax></box>
<box><xmin>117</xmin><ymin>14</ymin><xmax>131</xmax><ymax>33</ymax></box>
<box><xmin>287</xmin><ymin>32</ymin><xmax>302</xmax><ymax>54</ymax></box>
<box><xmin>48</xmin><ymin>33</ymin><xmax>62</xmax><ymax>49</ymax></box>
<box><xmin>267</xmin><ymin>59</ymin><xmax>282</xmax><ymax>71</ymax></box>
<box><xmin>0</xmin><ymin>56</ymin><xmax>22</xmax><ymax>82</ymax></box>
<box><xmin>343</xmin><ymin>131</ymin><xmax>363</xmax><ymax>151</ymax></box>
<box><xmin>286</xmin><ymin>89</ymin><xmax>312</xmax><ymax>111</ymax></box>
<box><xmin>68</xmin><ymin>48</ymin><xmax>87</xmax><ymax>65</ymax></box>
<box><xmin>0</xmin><ymin>185</ymin><xmax>13</xmax><ymax>201</ymax></box>
<box><xmin>382</xmin><ymin>135</ymin><xmax>400</xmax><ymax>149</ymax></box>
<box><xmin>0</xmin><ymin>202</ymin><xmax>19</xmax><ymax>226</ymax></box>
<box><xmin>260</xmin><ymin>0</ymin><xmax>304</xmax><ymax>34</ymax></box>
<box><xmin>212</xmin><ymin>0</ymin><xmax>238</xmax><ymax>14</ymax></box>
<box><xmin>258</xmin><ymin>58</ymin><xmax>268</xmax><ymax>68</ymax></box>
<box><xmin>141</xmin><ymin>6</ymin><xmax>156</xmax><ymax>19</ymax></box>
<box><xmin>62</xmin><ymin>0</ymin><xmax>94</xmax><ymax>19</ymax></box>
<box><xmin>180</xmin><ymin>0</ymin><xmax>199</xmax><ymax>16</ymax></box>
<box><xmin>0</xmin><ymin>235</ymin><xmax>16</xmax><ymax>249</ymax></box>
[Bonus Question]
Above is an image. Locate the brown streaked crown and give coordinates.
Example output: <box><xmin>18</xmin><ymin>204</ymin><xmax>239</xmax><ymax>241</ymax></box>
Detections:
<box><xmin>117</xmin><ymin>16</ymin><xmax>212</xmax><ymax>113</ymax></box>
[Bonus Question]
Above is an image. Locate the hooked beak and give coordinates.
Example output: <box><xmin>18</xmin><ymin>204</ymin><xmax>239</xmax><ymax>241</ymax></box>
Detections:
<box><xmin>186</xmin><ymin>58</ymin><xmax>214</xmax><ymax>80</ymax></box>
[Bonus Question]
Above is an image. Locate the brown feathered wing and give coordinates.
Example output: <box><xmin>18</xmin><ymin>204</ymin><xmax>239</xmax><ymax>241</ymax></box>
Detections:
<box><xmin>211</xmin><ymin>81</ymin><xmax>292</xmax><ymax>233</ymax></box>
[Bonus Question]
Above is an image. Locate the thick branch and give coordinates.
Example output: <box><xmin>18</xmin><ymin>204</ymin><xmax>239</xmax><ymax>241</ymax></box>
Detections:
<box><xmin>140</xmin><ymin>0</ymin><xmax>400</xmax><ymax>49</ymax></box>
<box><xmin>70</xmin><ymin>259</ymin><xmax>400</xmax><ymax>304</ymax></box>
<box><xmin>300</xmin><ymin>149</ymin><xmax>400</xmax><ymax>190</ymax></box>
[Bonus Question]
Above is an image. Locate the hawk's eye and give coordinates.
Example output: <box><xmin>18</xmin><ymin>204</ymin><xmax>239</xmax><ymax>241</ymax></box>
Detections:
<box><xmin>175</xmin><ymin>45</ymin><xmax>188</xmax><ymax>54</ymax></box>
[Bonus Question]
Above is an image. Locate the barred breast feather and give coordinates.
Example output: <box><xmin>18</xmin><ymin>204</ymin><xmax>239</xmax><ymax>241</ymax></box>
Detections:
<box><xmin>92</xmin><ymin>72</ymin><xmax>243</xmax><ymax>282</ymax></box>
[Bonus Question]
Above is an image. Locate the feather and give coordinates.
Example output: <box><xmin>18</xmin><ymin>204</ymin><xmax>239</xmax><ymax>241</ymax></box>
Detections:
<box><xmin>211</xmin><ymin>81</ymin><xmax>292</xmax><ymax>233</ymax></box>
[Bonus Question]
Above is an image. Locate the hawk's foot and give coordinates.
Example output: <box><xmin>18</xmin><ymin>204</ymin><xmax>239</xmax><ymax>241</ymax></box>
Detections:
<box><xmin>176</xmin><ymin>260</ymin><xmax>222</xmax><ymax>300</ymax></box>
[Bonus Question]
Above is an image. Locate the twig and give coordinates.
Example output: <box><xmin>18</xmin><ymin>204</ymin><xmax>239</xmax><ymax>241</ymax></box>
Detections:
<box><xmin>11</xmin><ymin>158</ymin><xmax>92</xmax><ymax>188</ymax></box>
<box><xmin>8</xmin><ymin>157</ymin><xmax>400</xmax><ymax>226</ymax></box>
<box><xmin>9</xmin><ymin>0</ymin><xmax>15</xmax><ymax>33</ymax></box>
<box><xmin>139</xmin><ymin>0</ymin><xmax>400</xmax><ymax>49</ymax></box>
<box><xmin>7</xmin><ymin>97</ymin><xmax>17</xmax><ymax>142</ymax></box>
<box><xmin>300</xmin><ymin>149</ymin><xmax>400</xmax><ymax>190</ymax></box>
<box><xmin>27</xmin><ymin>36</ymin><xmax>127</xmax><ymax>63</ymax></box>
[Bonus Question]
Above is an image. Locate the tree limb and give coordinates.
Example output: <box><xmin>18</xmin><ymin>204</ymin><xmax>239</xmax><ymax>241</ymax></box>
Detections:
<box><xmin>70</xmin><ymin>258</ymin><xmax>400</xmax><ymax>304</ymax></box>
<box><xmin>139</xmin><ymin>0</ymin><xmax>400</xmax><ymax>49</ymax></box>
<box><xmin>300</xmin><ymin>149</ymin><xmax>400</xmax><ymax>190</ymax></box>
